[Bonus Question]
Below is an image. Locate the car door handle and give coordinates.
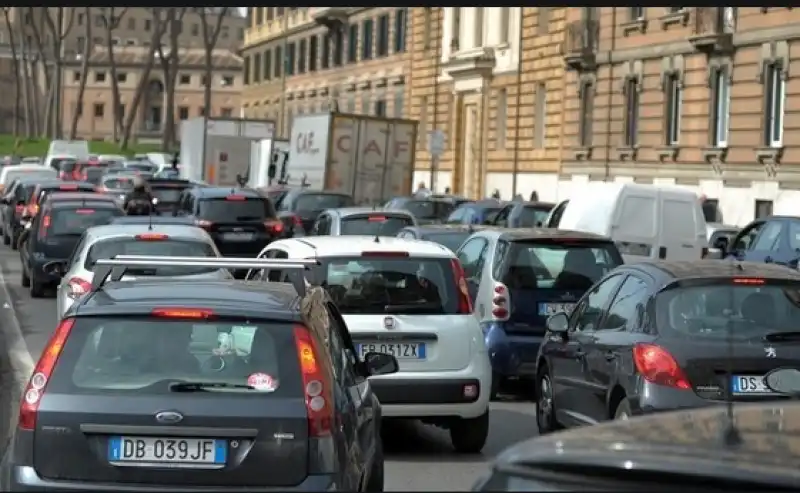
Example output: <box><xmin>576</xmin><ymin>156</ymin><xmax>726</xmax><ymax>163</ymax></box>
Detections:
<box><xmin>605</xmin><ymin>351</ymin><xmax>617</xmax><ymax>361</ymax></box>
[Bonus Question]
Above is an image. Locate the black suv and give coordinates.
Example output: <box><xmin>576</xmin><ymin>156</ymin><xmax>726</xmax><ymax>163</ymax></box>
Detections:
<box><xmin>145</xmin><ymin>177</ymin><xmax>195</xmax><ymax>215</ymax></box>
<box><xmin>174</xmin><ymin>186</ymin><xmax>284</xmax><ymax>257</ymax></box>
<box><xmin>4</xmin><ymin>256</ymin><xmax>398</xmax><ymax>491</ymax></box>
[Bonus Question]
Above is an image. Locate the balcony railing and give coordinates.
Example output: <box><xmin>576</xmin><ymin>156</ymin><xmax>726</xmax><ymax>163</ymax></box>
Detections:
<box><xmin>693</xmin><ymin>7</ymin><xmax>736</xmax><ymax>36</ymax></box>
<box><xmin>564</xmin><ymin>19</ymin><xmax>599</xmax><ymax>70</ymax></box>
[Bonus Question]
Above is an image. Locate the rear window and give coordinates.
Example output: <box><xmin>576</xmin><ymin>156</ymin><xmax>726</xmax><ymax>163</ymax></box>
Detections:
<box><xmin>3</xmin><ymin>169</ymin><xmax>56</xmax><ymax>186</ymax></box>
<box><xmin>499</xmin><ymin>240</ymin><xmax>622</xmax><ymax>291</ymax></box>
<box><xmin>150</xmin><ymin>186</ymin><xmax>185</xmax><ymax>203</ymax></box>
<box><xmin>51</xmin><ymin>158</ymin><xmax>77</xmax><ymax>171</ymax></box>
<box><xmin>84</xmin><ymin>168</ymin><xmax>105</xmax><ymax>184</ymax></box>
<box><xmin>424</xmin><ymin>232</ymin><xmax>471</xmax><ymax>252</ymax></box>
<box><xmin>39</xmin><ymin>186</ymin><xmax>95</xmax><ymax>204</ymax></box>
<box><xmin>656</xmin><ymin>282</ymin><xmax>800</xmax><ymax>340</ymax></box>
<box><xmin>198</xmin><ymin>197</ymin><xmax>272</xmax><ymax>222</ymax></box>
<box><xmin>50</xmin><ymin>318</ymin><xmax>302</xmax><ymax>397</ymax></box>
<box><xmin>403</xmin><ymin>200</ymin><xmax>455</xmax><ymax>220</ymax></box>
<box><xmin>103</xmin><ymin>177</ymin><xmax>134</xmax><ymax>190</ymax></box>
<box><xmin>293</xmin><ymin>193</ymin><xmax>353</xmax><ymax>212</ymax></box>
<box><xmin>85</xmin><ymin>237</ymin><xmax>217</xmax><ymax>276</ymax></box>
<box><xmin>518</xmin><ymin>206</ymin><xmax>551</xmax><ymax>227</ymax></box>
<box><xmin>321</xmin><ymin>256</ymin><xmax>458</xmax><ymax>314</ymax></box>
<box><xmin>49</xmin><ymin>207</ymin><xmax>122</xmax><ymax>236</ymax></box>
<box><xmin>340</xmin><ymin>214</ymin><xmax>414</xmax><ymax>236</ymax></box>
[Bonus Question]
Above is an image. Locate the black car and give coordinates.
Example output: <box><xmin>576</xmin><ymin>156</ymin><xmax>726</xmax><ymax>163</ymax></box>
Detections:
<box><xmin>384</xmin><ymin>196</ymin><xmax>457</xmax><ymax>224</ymax></box>
<box><xmin>445</xmin><ymin>200</ymin><xmax>507</xmax><ymax>225</ymax></box>
<box><xmin>5</xmin><ymin>255</ymin><xmax>398</xmax><ymax>491</ymax></box>
<box><xmin>396</xmin><ymin>224</ymin><xmax>490</xmax><ymax>252</ymax></box>
<box><xmin>489</xmin><ymin>201</ymin><xmax>555</xmax><ymax>228</ymax></box>
<box><xmin>0</xmin><ymin>177</ymin><xmax>42</xmax><ymax>248</ymax></box>
<box><xmin>146</xmin><ymin>177</ymin><xmax>195</xmax><ymax>215</ymax></box>
<box><xmin>20</xmin><ymin>197</ymin><xmax>123</xmax><ymax>297</ymax></box>
<box><xmin>535</xmin><ymin>259</ymin><xmax>800</xmax><ymax>435</ymax></box>
<box><xmin>174</xmin><ymin>186</ymin><xmax>284</xmax><ymax>257</ymax></box>
<box><xmin>276</xmin><ymin>189</ymin><xmax>355</xmax><ymax>235</ymax></box>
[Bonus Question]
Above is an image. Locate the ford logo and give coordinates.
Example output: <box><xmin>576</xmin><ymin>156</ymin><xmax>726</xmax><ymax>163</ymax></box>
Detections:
<box><xmin>155</xmin><ymin>411</ymin><xmax>184</xmax><ymax>424</ymax></box>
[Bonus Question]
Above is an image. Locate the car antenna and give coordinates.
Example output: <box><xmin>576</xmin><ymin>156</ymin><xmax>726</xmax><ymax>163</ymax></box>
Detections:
<box><xmin>721</xmin><ymin>256</ymin><xmax>742</xmax><ymax>446</ymax></box>
<box><xmin>373</xmin><ymin>234</ymin><xmax>380</xmax><ymax>244</ymax></box>
<box><xmin>147</xmin><ymin>203</ymin><xmax>154</xmax><ymax>231</ymax></box>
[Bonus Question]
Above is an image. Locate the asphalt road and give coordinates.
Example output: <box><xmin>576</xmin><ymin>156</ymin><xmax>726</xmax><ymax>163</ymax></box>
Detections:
<box><xmin>0</xmin><ymin>247</ymin><xmax>539</xmax><ymax>491</ymax></box>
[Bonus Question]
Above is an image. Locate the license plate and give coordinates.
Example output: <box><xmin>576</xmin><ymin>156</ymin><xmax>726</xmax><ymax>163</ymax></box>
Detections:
<box><xmin>358</xmin><ymin>342</ymin><xmax>426</xmax><ymax>360</ymax></box>
<box><xmin>731</xmin><ymin>375</ymin><xmax>773</xmax><ymax>395</ymax></box>
<box><xmin>222</xmin><ymin>232</ymin><xmax>254</xmax><ymax>242</ymax></box>
<box><xmin>108</xmin><ymin>436</ymin><xmax>226</xmax><ymax>468</ymax></box>
<box><xmin>538</xmin><ymin>303</ymin><xmax>576</xmax><ymax>316</ymax></box>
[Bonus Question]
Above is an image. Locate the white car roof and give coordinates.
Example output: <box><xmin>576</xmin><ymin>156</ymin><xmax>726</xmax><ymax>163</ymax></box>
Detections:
<box><xmin>85</xmin><ymin>223</ymin><xmax>213</xmax><ymax>242</ymax></box>
<box><xmin>267</xmin><ymin>235</ymin><xmax>455</xmax><ymax>258</ymax></box>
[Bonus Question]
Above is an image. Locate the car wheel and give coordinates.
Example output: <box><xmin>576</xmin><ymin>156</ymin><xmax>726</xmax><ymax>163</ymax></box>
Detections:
<box><xmin>449</xmin><ymin>410</ymin><xmax>489</xmax><ymax>454</ymax></box>
<box><xmin>10</xmin><ymin>232</ymin><xmax>18</xmax><ymax>250</ymax></box>
<box><xmin>364</xmin><ymin>434</ymin><xmax>384</xmax><ymax>492</ymax></box>
<box><xmin>29</xmin><ymin>276</ymin><xmax>44</xmax><ymax>298</ymax></box>
<box><xmin>20</xmin><ymin>264</ymin><xmax>29</xmax><ymax>287</ymax></box>
<box><xmin>614</xmin><ymin>397</ymin><xmax>632</xmax><ymax>421</ymax></box>
<box><xmin>536</xmin><ymin>368</ymin><xmax>562</xmax><ymax>434</ymax></box>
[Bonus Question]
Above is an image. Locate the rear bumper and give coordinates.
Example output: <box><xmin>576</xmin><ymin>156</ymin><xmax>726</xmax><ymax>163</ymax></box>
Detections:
<box><xmin>635</xmin><ymin>381</ymin><xmax>720</xmax><ymax>415</ymax></box>
<box><xmin>7</xmin><ymin>466</ymin><xmax>336</xmax><ymax>492</ymax></box>
<box><xmin>483</xmin><ymin>322</ymin><xmax>543</xmax><ymax>378</ymax></box>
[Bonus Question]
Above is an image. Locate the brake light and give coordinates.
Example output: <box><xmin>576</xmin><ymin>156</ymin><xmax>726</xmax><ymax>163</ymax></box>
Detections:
<box><xmin>75</xmin><ymin>209</ymin><xmax>95</xmax><ymax>215</ymax></box>
<box><xmin>264</xmin><ymin>219</ymin><xmax>284</xmax><ymax>235</ymax></box>
<box><xmin>26</xmin><ymin>204</ymin><xmax>39</xmax><ymax>216</ymax></box>
<box><xmin>294</xmin><ymin>325</ymin><xmax>333</xmax><ymax>437</ymax></box>
<box><xmin>291</xmin><ymin>215</ymin><xmax>303</xmax><ymax>226</ymax></box>
<box><xmin>19</xmin><ymin>318</ymin><xmax>75</xmax><ymax>430</ymax></box>
<box><xmin>152</xmin><ymin>308</ymin><xmax>215</xmax><ymax>319</ymax></box>
<box><xmin>361</xmin><ymin>251</ymin><xmax>409</xmax><ymax>257</ymax></box>
<box><xmin>66</xmin><ymin>277</ymin><xmax>91</xmax><ymax>300</ymax></box>
<box><xmin>59</xmin><ymin>184</ymin><xmax>78</xmax><ymax>191</ymax></box>
<box><xmin>732</xmin><ymin>278</ymin><xmax>765</xmax><ymax>285</ymax></box>
<box><xmin>367</xmin><ymin>215</ymin><xmax>386</xmax><ymax>222</ymax></box>
<box><xmin>135</xmin><ymin>233</ymin><xmax>169</xmax><ymax>241</ymax></box>
<box><xmin>195</xmin><ymin>219</ymin><xmax>213</xmax><ymax>229</ymax></box>
<box><xmin>633</xmin><ymin>343</ymin><xmax>691</xmax><ymax>390</ymax></box>
<box><xmin>14</xmin><ymin>205</ymin><xmax>24</xmax><ymax>214</ymax></box>
<box><xmin>226</xmin><ymin>195</ymin><xmax>246</xmax><ymax>201</ymax></box>
<box><xmin>38</xmin><ymin>215</ymin><xmax>51</xmax><ymax>238</ymax></box>
<box><xmin>491</xmin><ymin>282</ymin><xmax>510</xmax><ymax>320</ymax></box>
<box><xmin>450</xmin><ymin>258</ymin><xmax>474</xmax><ymax>314</ymax></box>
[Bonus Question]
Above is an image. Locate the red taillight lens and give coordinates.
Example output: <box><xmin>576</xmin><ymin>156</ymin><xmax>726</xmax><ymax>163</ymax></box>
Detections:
<box><xmin>633</xmin><ymin>343</ymin><xmax>691</xmax><ymax>390</ymax></box>
<box><xmin>19</xmin><ymin>318</ymin><xmax>75</xmax><ymax>430</ymax></box>
<box><xmin>226</xmin><ymin>195</ymin><xmax>246</xmax><ymax>201</ymax></box>
<box><xmin>450</xmin><ymin>258</ymin><xmax>474</xmax><ymax>314</ymax></box>
<box><xmin>135</xmin><ymin>233</ymin><xmax>169</xmax><ymax>241</ymax></box>
<box><xmin>264</xmin><ymin>219</ymin><xmax>284</xmax><ymax>235</ymax></box>
<box><xmin>293</xmin><ymin>325</ymin><xmax>333</xmax><ymax>437</ymax></box>
<box><xmin>152</xmin><ymin>308</ymin><xmax>215</xmax><ymax>319</ymax></box>
<box><xmin>732</xmin><ymin>278</ymin><xmax>765</xmax><ymax>285</ymax></box>
<box><xmin>14</xmin><ymin>205</ymin><xmax>24</xmax><ymax>214</ymax></box>
<box><xmin>291</xmin><ymin>215</ymin><xmax>303</xmax><ymax>226</ymax></box>
<box><xmin>59</xmin><ymin>184</ymin><xmax>78</xmax><ymax>191</ymax></box>
<box><xmin>367</xmin><ymin>215</ymin><xmax>387</xmax><ymax>222</ymax></box>
<box><xmin>195</xmin><ymin>219</ymin><xmax>213</xmax><ymax>229</ymax></box>
<box><xmin>491</xmin><ymin>282</ymin><xmax>509</xmax><ymax>320</ymax></box>
<box><xmin>38</xmin><ymin>215</ymin><xmax>51</xmax><ymax>238</ymax></box>
<box><xmin>66</xmin><ymin>277</ymin><xmax>92</xmax><ymax>300</ymax></box>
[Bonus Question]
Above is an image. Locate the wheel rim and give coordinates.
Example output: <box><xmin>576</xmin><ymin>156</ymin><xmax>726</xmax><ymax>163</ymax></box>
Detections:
<box><xmin>538</xmin><ymin>375</ymin><xmax>553</xmax><ymax>427</ymax></box>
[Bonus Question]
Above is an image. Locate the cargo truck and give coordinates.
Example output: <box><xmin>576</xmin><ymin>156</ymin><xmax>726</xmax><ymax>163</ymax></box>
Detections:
<box><xmin>179</xmin><ymin>117</ymin><xmax>276</xmax><ymax>186</ymax></box>
<box><xmin>247</xmin><ymin>138</ymin><xmax>290</xmax><ymax>188</ymax></box>
<box><xmin>287</xmin><ymin>112</ymin><xmax>417</xmax><ymax>204</ymax></box>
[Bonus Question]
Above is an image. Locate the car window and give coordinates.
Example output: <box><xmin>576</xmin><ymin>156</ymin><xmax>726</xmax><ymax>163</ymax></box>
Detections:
<box><xmin>339</xmin><ymin>214</ymin><xmax>414</xmax><ymax>236</ymax></box>
<box><xmin>52</xmin><ymin>317</ymin><xmax>302</xmax><ymax>397</ymax></box>
<box><xmin>518</xmin><ymin>206</ymin><xmax>550</xmax><ymax>227</ymax></box>
<box><xmin>457</xmin><ymin>237</ymin><xmax>488</xmax><ymax>280</ymax></box>
<box><xmin>735</xmin><ymin>222</ymin><xmax>764</xmax><ymax>251</ymax></box>
<box><xmin>788</xmin><ymin>222</ymin><xmax>800</xmax><ymax>251</ymax></box>
<box><xmin>198</xmin><ymin>197</ymin><xmax>271</xmax><ymax>222</ymax></box>
<box><xmin>402</xmin><ymin>200</ymin><xmax>454</xmax><ymax>220</ymax></box>
<box><xmin>446</xmin><ymin>207</ymin><xmax>467</xmax><ymax>223</ymax></box>
<box><xmin>751</xmin><ymin>221</ymin><xmax>783</xmax><ymax>251</ymax></box>
<box><xmin>293</xmin><ymin>193</ymin><xmax>353</xmax><ymax>212</ymax></box>
<box><xmin>150</xmin><ymin>186</ymin><xmax>187</xmax><ymax>204</ymax></box>
<box><xmin>48</xmin><ymin>207</ymin><xmax>122</xmax><ymax>236</ymax></box>
<box><xmin>85</xmin><ymin>237</ymin><xmax>217</xmax><ymax>275</ymax></box>
<box><xmin>599</xmin><ymin>276</ymin><xmax>649</xmax><ymax>331</ymax></box>
<box><xmin>3</xmin><ymin>168</ymin><xmax>56</xmax><ymax>186</ymax></box>
<box><xmin>424</xmin><ymin>232</ymin><xmax>470</xmax><ymax>253</ymax></box>
<box><xmin>571</xmin><ymin>274</ymin><xmax>624</xmax><ymax>332</ymax></box>
<box><xmin>103</xmin><ymin>176</ymin><xmax>135</xmax><ymax>190</ymax></box>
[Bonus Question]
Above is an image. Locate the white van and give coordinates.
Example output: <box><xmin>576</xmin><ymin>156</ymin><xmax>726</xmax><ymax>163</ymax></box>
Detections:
<box><xmin>545</xmin><ymin>182</ymin><xmax>707</xmax><ymax>262</ymax></box>
<box><xmin>44</xmin><ymin>140</ymin><xmax>90</xmax><ymax>169</ymax></box>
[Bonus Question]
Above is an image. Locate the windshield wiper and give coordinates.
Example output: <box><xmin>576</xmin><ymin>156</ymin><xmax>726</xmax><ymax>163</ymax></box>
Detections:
<box><xmin>169</xmin><ymin>382</ymin><xmax>256</xmax><ymax>392</ymax></box>
<box><xmin>762</xmin><ymin>331</ymin><xmax>800</xmax><ymax>342</ymax></box>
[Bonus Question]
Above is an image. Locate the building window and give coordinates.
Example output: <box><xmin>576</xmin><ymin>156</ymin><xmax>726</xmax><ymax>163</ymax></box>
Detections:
<box><xmin>423</xmin><ymin>8</ymin><xmax>432</xmax><ymax>50</ymax></box>
<box><xmin>702</xmin><ymin>198</ymin><xmax>721</xmax><ymax>223</ymax></box>
<box><xmin>94</xmin><ymin>71</ymin><xmax>106</xmax><ymax>83</ymax></box>
<box><xmin>579</xmin><ymin>81</ymin><xmax>593</xmax><ymax>147</ymax></box>
<box><xmin>361</xmin><ymin>93</ymin><xmax>371</xmax><ymax>114</ymax></box>
<box><xmin>664</xmin><ymin>73</ymin><xmax>682</xmax><ymax>146</ymax></box>
<box><xmin>276</xmin><ymin>7</ymin><xmax>284</xmax><ymax>17</ymax></box>
<box><xmin>263</xmin><ymin>51</ymin><xmax>272</xmax><ymax>81</ymax></box>
<box><xmin>624</xmin><ymin>77</ymin><xmax>639</xmax><ymax>147</ymax></box>
<box><xmin>221</xmin><ymin>75</ymin><xmax>235</xmax><ymax>87</ymax></box>
<box><xmin>73</xmin><ymin>71</ymin><xmax>81</xmax><ymax>82</ymax></box>
<box><xmin>199</xmin><ymin>107</ymin><xmax>206</xmax><ymax>117</ymax></box>
<box><xmin>711</xmin><ymin>68</ymin><xmax>730</xmax><ymax>148</ymax></box>
<box><xmin>286</xmin><ymin>43</ymin><xmax>296</xmax><ymax>76</ymax></box>
<box><xmin>333</xmin><ymin>29</ymin><xmax>344</xmax><ymax>66</ymax></box>
<box><xmin>178</xmin><ymin>106</ymin><xmax>189</xmax><ymax>120</ymax></box>
<box><xmin>266</xmin><ymin>8</ymin><xmax>274</xmax><ymax>21</ymax></box>
<box><xmin>346</xmin><ymin>94</ymin><xmax>355</xmax><ymax>113</ymax></box>
<box><xmin>537</xmin><ymin>8</ymin><xmax>549</xmax><ymax>35</ymax></box>
<box><xmin>375</xmin><ymin>99</ymin><xmax>386</xmax><ymax>117</ymax></box>
<box><xmin>362</xmin><ymin>19</ymin><xmax>373</xmax><ymax>60</ymax></box>
<box><xmin>630</xmin><ymin>7</ymin><xmax>644</xmax><ymax>20</ymax></box>
<box><xmin>347</xmin><ymin>24</ymin><xmax>358</xmax><ymax>63</ymax></box>
<box><xmin>220</xmin><ymin>108</ymin><xmax>233</xmax><ymax>117</ymax></box>
<box><xmin>496</xmin><ymin>89</ymin><xmax>507</xmax><ymax>148</ymax></box>
<box><xmin>200</xmin><ymin>75</ymin><xmax>209</xmax><ymax>87</ymax></box>
<box><xmin>255</xmin><ymin>8</ymin><xmax>264</xmax><ymax>25</ymax></box>
<box><xmin>534</xmin><ymin>83</ymin><xmax>546</xmax><ymax>148</ymax></box>
<box><xmin>144</xmin><ymin>19</ymin><xmax>151</xmax><ymax>31</ymax></box>
<box><xmin>377</xmin><ymin>15</ymin><xmax>389</xmax><ymax>57</ymax></box>
<box><xmin>243</xmin><ymin>57</ymin><xmax>250</xmax><ymax>85</ymax></box>
<box><xmin>309</xmin><ymin>36</ymin><xmax>318</xmax><ymax>71</ymax></box>
<box><xmin>298</xmin><ymin>39</ymin><xmax>307</xmax><ymax>74</ymax></box>
<box><xmin>394</xmin><ymin>87</ymin><xmax>404</xmax><ymax>117</ymax></box>
<box><xmin>764</xmin><ymin>63</ymin><xmax>785</xmax><ymax>148</ymax></box>
<box><xmin>93</xmin><ymin>103</ymin><xmax>104</xmax><ymax>119</ymax></box>
<box><xmin>179</xmin><ymin>74</ymin><xmax>191</xmax><ymax>85</ymax></box>
<box><xmin>321</xmin><ymin>34</ymin><xmax>330</xmax><ymax>69</ymax></box>
<box><xmin>274</xmin><ymin>46</ymin><xmax>282</xmax><ymax>78</ymax></box>
<box><xmin>755</xmin><ymin>200</ymin><xmax>773</xmax><ymax>219</ymax></box>
<box><xmin>394</xmin><ymin>9</ymin><xmax>407</xmax><ymax>53</ymax></box>
<box><xmin>253</xmin><ymin>53</ymin><xmax>262</xmax><ymax>83</ymax></box>
<box><xmin>116</xmin><ymin>72</ymin><xmax>127</xmax><ymax>83</ymax></box>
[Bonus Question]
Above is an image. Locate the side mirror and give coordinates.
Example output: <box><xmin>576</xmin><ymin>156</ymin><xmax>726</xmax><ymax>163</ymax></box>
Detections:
<box><xmin>764</xmin><ymin>367</ymin><xmax>800</xmax><ymax>396</ymax></box>
<box><xmin>363</xmin><ymin>352</ymin><xmax>399</xmax><ymax>377</ymax></box>
<box><xmin>705</xmin><ymin>248</ymin><xmax>724</xmax><ymax>260</ymax></box>
<box><xmin>42</xmin><ymin>260</ymin><xmax>66</xmax><ymax>278</ymax></box>
<box><xmin>546</xmin><ymin>312</ymin><xmax>570</xmax><ymax>334</ymax></box>
<box><xmin>712</xmin><ymin>236</ymin><xmax>729</xmax><ymax>254</ymax></box>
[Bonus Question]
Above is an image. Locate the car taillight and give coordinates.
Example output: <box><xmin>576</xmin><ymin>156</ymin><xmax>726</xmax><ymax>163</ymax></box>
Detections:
<box><xmin>633</xmin><ymin>343</ymin><xmax>691</xmax><ymax>390</ymax></box>
<box><xmin>264</xmin><ymin>219</ymin><xmax>284</xmax><ymax>234</ymax></box>
<box><xmin>152</xmin><ymin>307</ymin><xmax>215</xmax><ymax>319</ymax></box>
<box><xmin>19</xmin><ymin>318</ymin><xmax>75</xmax><ymax>430</ymax></box>
<box><xmin>195</xmin><ymin>219</ymin><xmax>213</xmax><ymax>229</ymax></box>
<box><xmin>38</xmin><ymin>215</ymin><xmax>51</xmax><ymax>238</ymax></box>
<box><xmin>14</xmin><ymin>205</ymin><xmax>24</xmax><ymax>214</ymax></box>
<box><xmin>226</xmin><ymin>195</ymin><xmax>246</xmax><ymax>201</ymax></box>
<box><xmin>291</xmin><ymin>215</ymin><xmax>303</xmax><ymax>226</ymax></box>
<box><xmin>293</xmin><ymin>324</ymin><xmax>333</xmax><ymax>437</ymax></box>
<box><xmin>491</xmin><ymin>282</ymin><xmax>510</xmax><ymax>321</ymax></box>
<box><xmin>66</xmin><ymin>277</ymin><xmax>91</xmax><ymax>300</ymax></box>
<box><xmin>135</xmin><ymin>233</ymin><xmax>169</xmax><ymax>241</ymax></box>
<box><xmin>449</xmin><ymin>258</ymin><xmax>473</xmax><ymax>314</ymax></box>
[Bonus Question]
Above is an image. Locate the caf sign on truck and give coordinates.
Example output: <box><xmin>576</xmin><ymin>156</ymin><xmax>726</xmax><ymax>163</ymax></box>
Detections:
<box><xmin>287</xmin><ymin>112</ymin><xmax>418</xmax><ymax>204</ymax></box>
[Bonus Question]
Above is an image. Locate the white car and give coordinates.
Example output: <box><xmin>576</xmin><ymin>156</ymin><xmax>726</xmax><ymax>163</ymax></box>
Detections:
<box><xmin>246</xmin><ymin>235</ymin><xmax>492</xmax><ymax>453</ymax></box>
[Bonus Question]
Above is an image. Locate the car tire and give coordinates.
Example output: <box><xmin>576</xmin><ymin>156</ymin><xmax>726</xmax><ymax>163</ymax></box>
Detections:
<box><xmin>490</xmin><ymin>372</ymin><xmax>501</xmax><ymax>400</ymax></box>
<box><xmin>614</xmin><ymin>397</ymin><xmax>632</xmax><ymax>421</ymax></box>
<box><xmin>20</xmin><ymin>264</ymin><xmax>29</xmax><ymax>288</ymax></box>
<box><xmin>449</xmin><ymin>410</ymin><xmax>489</xmax><ymax>454</ymax></box>
<box><xmin>536</xmin><ymin>367</ymin><xmax>562</xmax><ymax>434</ymax></box>
<box><xmin>364</xmin><ymin>434</ymin><xmax>384</xmax><ymax>492</ymax></box>
<box><xmin>10</xmin><ymin>232</ymin><xmax>17</xmax><ymax>250</ymax></box>
<box><xmin>2</xmin><ymin>229</ymin><xmax>8</xmax><ymax>246</ymax></box>
<box><xmin>29</xmin><ymin>276</ymin><xmax>44</xmax><ymax>298</ymax></box>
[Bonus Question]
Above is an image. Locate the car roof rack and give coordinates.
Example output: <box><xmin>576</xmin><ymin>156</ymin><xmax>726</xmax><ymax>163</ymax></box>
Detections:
<box><xmin>91</xmin><ymin>256</ymin><xmax>320</xmax><ymax>297</ymax></box>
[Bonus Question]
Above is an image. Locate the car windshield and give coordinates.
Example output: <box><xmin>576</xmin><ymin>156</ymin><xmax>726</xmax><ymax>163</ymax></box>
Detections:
<box><xmin>321</xmin><ymin>256</ymin><xmax>458</xmax><ymax>314</ymax></box>
<box><xmin>293</xmin><ymin>193</ymin><xmax>352</xmax><ymax>212</ymax></box>
<box><xmin>500</xmin><ymin>240</ymin><xmax>623</xmax><ymax>291</ymax></box>
<box><xmin>51</xmin><ymin>318</ymin><xmax>302</xmax><ymax>396</ymax></box>
<box><xmin>49</xmin><ymin>207</ymin><xmax>122</xmax><ymax>236</ymax></box>
<box><xmin>518</xmin><ymin>206</ymin><xmax>552</xmax><ymax>227</ymax></box>
<box><xmin>402</xmin><ymin>200</ymin><xmax>454</xmax><ymax>220</ymax></box>
<box><xmin>3</xmin><ymin>169</ymin><xmax>56</xmax><ymax>186</ymax></box>
<box><xmin>150</xmin><ymin>187</ymin><xmax>185</xmax><ymax>203</ymax></box>
<box><xmin>85</xmin><ymin>237</ymin><xmax>218</xmax><ymax>276</ymax></box>
<box><xmin>656</xmin><ymin>282</ymin><xmax>800</xmax><ymax>340</ymax></box>
<box><xmin>340</xmin><ymin>215</ymin><xmax>414</xmax><ymax>236</ymax></box>
<box><xmin>103</xmin><ymin>176</ymin><xmax>135</xmax><ymax>190</ymax></box>
<box><xmin>423</xmin><ymin>232</ymin><xmax>471</xmax><ymax>252</ymax></box>
<box><xmin>198</xmin><ymin>198</ymin><xmax>272</xmax><ymax>222</ymax></box>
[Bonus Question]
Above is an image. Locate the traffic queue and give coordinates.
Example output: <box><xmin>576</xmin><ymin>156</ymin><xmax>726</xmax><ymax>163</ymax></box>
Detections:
<box><xmin>0</xmin><ymin>156</ymin><xmax>797</xmax><ymax>491</ymax></box>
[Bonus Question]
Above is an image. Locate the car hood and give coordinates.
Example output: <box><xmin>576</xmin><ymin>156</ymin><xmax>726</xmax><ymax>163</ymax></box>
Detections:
<box><xmin>497</xmin><ymin>402</ymin><xmax>800</xmax><ymax>481</ymax></box>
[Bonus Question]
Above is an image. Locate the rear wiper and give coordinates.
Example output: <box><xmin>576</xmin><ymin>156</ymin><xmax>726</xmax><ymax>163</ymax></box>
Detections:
<box><xmin>235</xmin><ymin>215</ymin><xmax>262</xmax><ymax>221</ymax></box>
<box><xmin>169</xmin><ymin>382</ymin><xmax>256</xmax><ymax>392</ymax></box>
<box><xmin>762</xmin><ymin>331</ymin><xmax>800</xmax><ymax>342</ymax></box>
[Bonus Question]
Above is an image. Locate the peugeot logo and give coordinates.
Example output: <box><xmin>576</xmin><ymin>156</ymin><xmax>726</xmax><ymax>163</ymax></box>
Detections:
<box><xmin>155</xmin><ymin>411</ymin><xmax>184</xmax><ymax>424</ymax></box>
<box><xmin>765</xmin><ymin>347</ymin><xmax>777</xmax><ymax>358</ymax></box>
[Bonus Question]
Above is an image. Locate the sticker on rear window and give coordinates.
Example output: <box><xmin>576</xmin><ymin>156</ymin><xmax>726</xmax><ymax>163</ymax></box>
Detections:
<box><xmin>247</xmin><ymin>373</ymin><xmax>278</xmax><ymax>392</ymax></box>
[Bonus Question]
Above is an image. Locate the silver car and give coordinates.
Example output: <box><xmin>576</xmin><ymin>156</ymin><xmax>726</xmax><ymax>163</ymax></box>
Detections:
<box><xmin>308</xmin><ymin>207</ymin><xmax>417</xmax><ymax>236</ymax></box>
<box><xmin>54</xmin><ymin>223</ymin><xmax>232</xmax><ymax>320</ymax></box>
